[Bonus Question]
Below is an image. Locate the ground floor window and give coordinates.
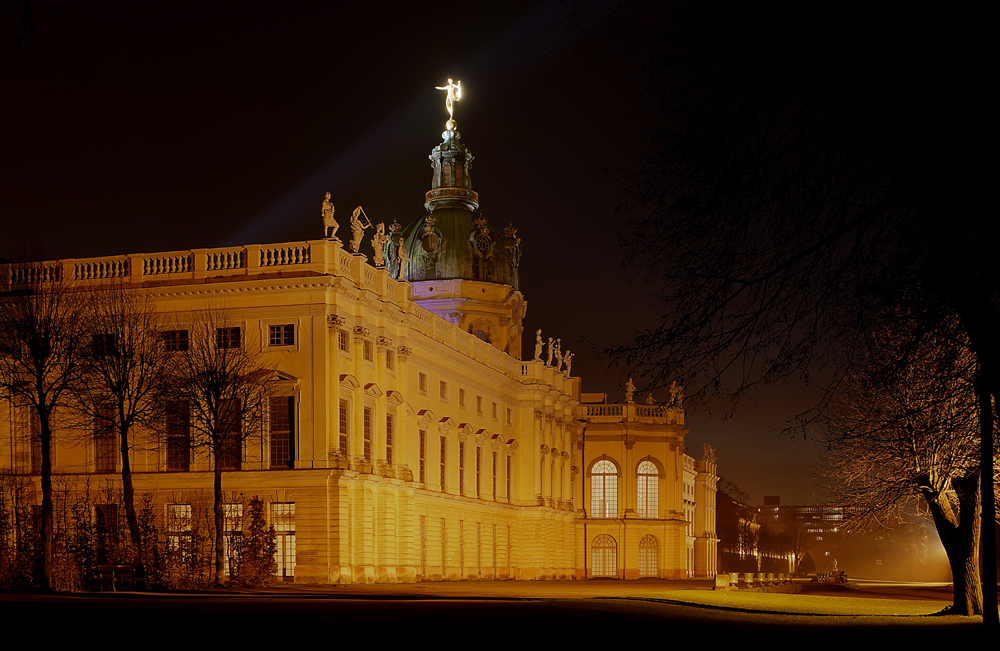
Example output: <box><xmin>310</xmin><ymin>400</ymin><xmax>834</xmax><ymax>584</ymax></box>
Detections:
<box><xmin>638</xmin><ymin>534</ymin><xmax>658</xmax><ymax>577</ymax></box>
<box><xmin>223</xmin><ymin>503</ymin><xmax>244</xmax><ymax>577</ymax></box>
<box><xmin>166</xmin><ymin>503</ymin><xmax>192</xmax><ymax>558</ymax></box>
<box><xmin>591</xmin><ymin>534</ymin><xmax>617</xmax><ymax>577</ymax></box>
<box><xmin>272</xmin><ymin>502</ymin><xmax>295</xmax><ymax>580</ymax></box>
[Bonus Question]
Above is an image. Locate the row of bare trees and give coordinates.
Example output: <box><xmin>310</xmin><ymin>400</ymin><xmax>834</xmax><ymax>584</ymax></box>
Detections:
<box><xmin>0</xmin><ymin>267</ymin><xmax>275</xmax><ymax>589</ymax></box>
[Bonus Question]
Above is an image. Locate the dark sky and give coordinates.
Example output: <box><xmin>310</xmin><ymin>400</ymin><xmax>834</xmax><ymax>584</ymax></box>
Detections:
<box><xmin>1</xmin><ymin>1</ymin><xmax>820</xmax><ymax>503</ymax></box>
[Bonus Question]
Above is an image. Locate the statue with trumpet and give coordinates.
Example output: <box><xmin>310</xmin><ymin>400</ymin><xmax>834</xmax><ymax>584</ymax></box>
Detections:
<box><xmin>349</xmin><ymin>205</ymin><xmax>373</xmax><ymax>254</ymax></box>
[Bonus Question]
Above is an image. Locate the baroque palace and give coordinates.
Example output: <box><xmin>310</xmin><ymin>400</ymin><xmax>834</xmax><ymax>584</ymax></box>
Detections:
<box><xmin>0</xmin><ymin>86</ymin><xmax>717</xmax><ymax>583</ymax></box>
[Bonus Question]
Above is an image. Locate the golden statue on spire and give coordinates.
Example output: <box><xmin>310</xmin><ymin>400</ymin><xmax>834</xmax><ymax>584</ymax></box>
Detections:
<box><xmin>435</xmin><ymin>78</ymin><xmax>462</xmax><ymax>130</ymax></box>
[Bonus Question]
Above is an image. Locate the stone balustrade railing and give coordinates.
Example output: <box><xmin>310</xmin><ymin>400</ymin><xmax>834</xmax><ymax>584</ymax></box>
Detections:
<box><xmin>573</xmin><ymin>401</ymin><xmax>683</xmax><ymax>425</ymax></box>
<box><xmin>2</xmin><ymin>238</ymin><xmax>555</xmax><ymax>389</ymax></box>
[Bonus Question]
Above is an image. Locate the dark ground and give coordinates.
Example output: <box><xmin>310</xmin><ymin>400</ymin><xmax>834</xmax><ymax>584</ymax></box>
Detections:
<box><xmin>3</xmin><ymin>579</ymin><xmax>990</xmax><ymax>644</ymax></box>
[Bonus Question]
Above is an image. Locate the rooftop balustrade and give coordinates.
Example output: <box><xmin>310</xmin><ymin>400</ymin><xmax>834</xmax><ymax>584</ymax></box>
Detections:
<box><xmin>2</xmin><ymin>239</ymin><xmax>561</xmax><ymax>390</ymax></box>
<box><xmin>573</xmin><ymin>401</ymin><xmax>684</xmax><ymax>425</ymax></box>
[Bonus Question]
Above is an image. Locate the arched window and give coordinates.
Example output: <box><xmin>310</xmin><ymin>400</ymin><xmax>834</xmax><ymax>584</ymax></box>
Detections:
<box><xmin>636</xmin><ymin>460</ymin><xmax>659</xmax><ymax>518</ymax></box>
<box><xmin>591</xmin><ymin>534</ymin><xmax>617</xmax><ymax>577</ymax></box>
<box><xmin>590</xmin><ymin>459</ymin><xmax>618</xmax><ymax>518</ymax></box>
<box><xmin>638</xmin><ymin>534</ymin><xmax>659</xmax><ymax>577</ymax></box>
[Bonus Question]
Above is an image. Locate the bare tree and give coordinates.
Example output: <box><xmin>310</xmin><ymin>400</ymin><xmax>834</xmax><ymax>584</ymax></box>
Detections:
<box><xmin>169</xmin><ymin>307</ymin><xmax>272</xmax><ymax>586</ymax></box>
<box><xmin>0</xmin><ymin>262</ymin><xmax>85</xmax><ymax>590</ymax></box>
<box><xmin>575</xmin><ymin>2</ymin><xmax>997</xmax><ymax>619</ymax></box>
<box><xmin>71</xmin><ymin>281</ymin><xmax>172</xmax><ymax>564</ymax></box>
<box><xmin>815</xmin><ymin>319</ymin><xmax>997</xmax><ymax>615</ymax></box>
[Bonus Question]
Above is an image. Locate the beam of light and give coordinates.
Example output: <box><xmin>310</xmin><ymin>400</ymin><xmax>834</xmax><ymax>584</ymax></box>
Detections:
<box><xmin>220</xmin><ymin>2</ymin><xmax>569</xmax><ymax>248</ymax></box>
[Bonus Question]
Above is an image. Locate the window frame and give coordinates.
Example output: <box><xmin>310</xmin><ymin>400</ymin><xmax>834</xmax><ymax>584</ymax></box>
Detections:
<box><xmin>590</xmin><ymin>459</ymin><xmax>619</xmax><ymax>519</ymax></box>
<box><xmin>268</xmin><ymin>324</ymin><xmax>295</xmax><ymax>347</ymax></box>
<box><xmin>216</xmin><ymin>327</ymin><xmax>242</xmax><ymax>349</ymax></box>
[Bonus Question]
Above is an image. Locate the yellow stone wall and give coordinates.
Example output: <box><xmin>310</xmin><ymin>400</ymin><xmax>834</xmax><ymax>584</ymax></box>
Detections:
<box><xmin>0</xmin><ymin>239</ymin><xmax>581</xmax><ymax>583</ymax></box>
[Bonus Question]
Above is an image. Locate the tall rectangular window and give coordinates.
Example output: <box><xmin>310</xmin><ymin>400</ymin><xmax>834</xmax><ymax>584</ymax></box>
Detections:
<box><xmin>14</xmin><ymin>404</ymin><xmax>42</xmax><ymax>475</ymax></box>
<box><xmin>459</xmin><ymin>388</ymin><xmax>466</xmax><ymax>408</ymax></box>
<box><xmin>216</xmin><ymin>327</ymin><xmax>242</xmax><ymax>349</ymax></box>
<box><xmin>506</xmin><ymin>455</ymin><xmax>512</xmax><ymax>503</ymax></box>
<box><xmin>419</xmin><ymin>373</ymin><xmax>428</xmax><ymax>394</ymax></box>
<box><xmin>363</xmin><ymin>406</ymin><xmax>372</xmax><ymax>460</ymax></box>
<box><xmin>476</xmin><ymin>447</ymin><xmax>481</xmax><ymax>498</ymax></box>
<box><xmin>94</xmin><ymin>403</ymin><xmax>116</xmax><ymax>473</ymax></box>
<box><xmin>476</xmin><ymin>396</ymin><xmax>483</xmax><ymax>415</ymax></box>
<box><xmin>218</xmin><ymin>399</ymin><xmax>242</xmax><ymax>470</ymax></box>
<box><xmin>338</xmin><ymin>330</ymin><xmax>349</xmax><ymax>352</ymax></box>
<box><xmin>272</xmin><ymin>502</ymin><xmax>296</xmax><ymax>581</ymax></box>
<box><xmin>338</xmin><ymin>399</ymin><xmax>349</xmax><ymax>456</ymax></box>
<box><xmin>92</xmin><ymin>333</ymin><xmax>117</xmax><ymax>356</ymax></box>
<box><xmin>459</xmin><ymin>441</ymin><xmax>465</xmax><ymax>495</ymax></box>
<box><xmin>363</xmin><ymin>340</ymin><xmax>373</xmax><ymax>362</ymax></box>
<box><xmin>385</xmin><ymin>413</ymin><xmax>394</xmax><ymax>464</ymax></box>
<box><xmin>223</xmin><ymin>503</ymin><xmax>243</xmax><ymax>577</ymax></box>
<box><xmin>419</xmin><ymin>430</ymin><xmax>426</xmax><ymax>483</ymax></box>
<box><xmin>268</xmin><ymin>324</ymin><xmax>295</xmax><ymax>346</ymax></box>
<box><xmin>167</xmin><ymin>503</ymin><xmax>192</xmax><ymax>557</ymax></box>
<box><xmin>95</xmin><ymin>504</ymin><xmax>119</xmax><ymax>564</ymax></box>
<box><xmin>440</xmin><ymin>381</ymin><xmax>448</xmax><ymax>400</ymax></box>
<box><xmin>269</xmin><ymin>396</ymin><xmax>294</xmax><ymax>469</ymax></box>
<box><xmin>386</xmin><ymin>349</ymin><xmax>395</xmax><ymax>370</ymax></box>
<box><xmin>166</xmin><ymin>401</ymin><xmax>190</xmax><ymax>471</ymax></box>
<box><xmin>439</xmin><ymin>436</ymin><xmax>447</xmax><ymax>491</ymax></box>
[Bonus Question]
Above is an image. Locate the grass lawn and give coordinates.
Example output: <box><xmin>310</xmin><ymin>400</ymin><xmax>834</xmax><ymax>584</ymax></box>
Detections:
<box><xmin>621</xmin><ymin>589</ymin><xmax>951</xmax><ymax>616</ymax></box>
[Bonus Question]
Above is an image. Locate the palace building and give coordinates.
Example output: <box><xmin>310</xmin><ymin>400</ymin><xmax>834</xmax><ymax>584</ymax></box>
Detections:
<box><xmin>0</xmin><ymin>102</ymin><xmax>717</xmax><ymax>583</ymax></box>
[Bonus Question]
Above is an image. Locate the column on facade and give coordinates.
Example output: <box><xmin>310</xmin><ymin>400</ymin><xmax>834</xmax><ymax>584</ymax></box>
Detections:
<box><xmin>533</xmin><ymin>409</ymin><xmax>544</xmax><ymax>503</ymax></box>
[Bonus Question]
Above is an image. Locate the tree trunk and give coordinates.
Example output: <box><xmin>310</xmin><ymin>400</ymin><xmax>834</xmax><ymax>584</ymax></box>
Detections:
<box><xmin>977</xmin><ymin>375</ymin><xmax>998</xmax><ymax>624</ymax></box>
<box><xmin>40</xmin><ymin>415</ymin><xmax>53</xmax><ymax>592</ymax></box>
<box><xmin>118</xmin><ymin>426</ymin><xmax>143</xmax><ymax>562</ymax></box>
<box><xmin>925</xmin><ymin>473</ymin><xmax>982</xmax><ymax>616</ymax></box>
<box><xmin>213</xmin><ymin>449</ymin><xmax>225</xmax><ymax>587</ymax></box>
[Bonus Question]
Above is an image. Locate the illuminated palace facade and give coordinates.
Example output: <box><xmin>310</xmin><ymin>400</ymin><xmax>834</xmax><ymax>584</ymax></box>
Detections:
<box><xmin>0</xmin><ymin>115</ymin><xmax>717</xmax><ymax>583</ymax></box>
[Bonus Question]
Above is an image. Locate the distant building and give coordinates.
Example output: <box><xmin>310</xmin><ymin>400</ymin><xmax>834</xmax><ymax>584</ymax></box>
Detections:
<box><xmin>1</xmin><ymin>109</ymin><xmax>717</xmax><ymax>583</ymax></box>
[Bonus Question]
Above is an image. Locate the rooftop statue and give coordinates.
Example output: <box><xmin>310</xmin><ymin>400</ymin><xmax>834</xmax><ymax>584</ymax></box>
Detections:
<box><xmin>349</xmin><ymin>206</ymin><xmax>370</xmax><ymax>254</ymax></box>
<box><xmin>435</xmin><ymin>78</ymin><xmax>462</xmax><ymax>129</ymax></box>
<box><xmin>371</xmin><ymin>223</ymin><xmax>389</xmax><ymax>267</ymax></box>
<box><xmin>554</xmin><ymin>338</ymin><xmax>563</xmax><ymax>371</ymax></box>
<box><xmin>563</xmin><ymin>351</ymin><xmax>573</xmax><ymax>377</ymax></box>
<box><xmin>669</xmin><ymin>380</ymin><xmax>684</xmax><ymax>411</ymax></box>
<box><xmin>546</xmin><ymin>337</ymin><xmax>554</xmax><ymax>367</ymax></box>
<box><xmin>534</xmin><ymin>329</ymin><xmax>543</xmax><ymax>361</ymax></box>
<box><xmin>396</xmin><ymin>238</ymin><xmax>410</xmax><ymax>274</ymax></box>
<box><xmin>322</xmin><ymin>192</ymin><xmax>338</xmax><ymax>239</ymax></box>
<box><xmin>625</xmin><ymin>378</ymin><xmax>636</xmax><ymax>404</ymax></box>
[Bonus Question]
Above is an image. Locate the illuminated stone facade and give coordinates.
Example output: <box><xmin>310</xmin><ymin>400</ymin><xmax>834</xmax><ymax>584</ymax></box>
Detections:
<box><xmin>0</xmin><ymin>119</ymin><xmax>717</xmax><ymax>583</ymax></box>
<box><xmin>575</xmin><ymin>399</ymin><xmax>718</xmax><ymax>579</ymax></box>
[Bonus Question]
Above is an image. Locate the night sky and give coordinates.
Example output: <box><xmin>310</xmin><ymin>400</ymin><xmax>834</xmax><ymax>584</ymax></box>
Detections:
<box><xmin>1</xmin><ymin>1</ymin><xmax>820</xmax><ymax>503</ymax></box>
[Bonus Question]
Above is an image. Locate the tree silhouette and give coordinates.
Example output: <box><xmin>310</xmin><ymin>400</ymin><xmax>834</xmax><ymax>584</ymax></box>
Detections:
<box><xmin>0</xmin><ymin>262</ymin><xmax>86</xmax><ymax>590</ymax></box>
<box><xmin>71</xmin><ymin>281</ymin><xmax>172</xmax><ymax>564</ymax></box>
<box><xmin>169</xmin><ymin>307</ymin><xmax>272</xmax><ymax>586</ymax></box>
<box><xmin>816</xmin><ymin>317</ymin><xmax>997</xmax><ymax>614</ymax></box>
<box><xmin>577</xmin><ymin>2</ymin><xmax>996</xmax><ymax>620</ymax></box>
